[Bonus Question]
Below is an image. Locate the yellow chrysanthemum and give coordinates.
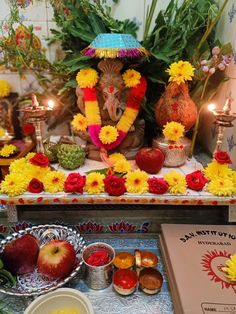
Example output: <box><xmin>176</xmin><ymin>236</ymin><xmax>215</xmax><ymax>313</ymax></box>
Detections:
<box><xmin>163</xmin><ymin>122</ymin><xmax>185</xmax><ymax>142</ymax></box>
<box><xmin>109</xmin><ymin>153</ymin><xmax>126</xmax><ymax>165</ymax></box>
<box><xmin>25</xmin><ymin>152</ymin><xmax>36</xmax><ymax>161</ymax></box>
<box><xmin>0</xmin><ymin>144</ymin><xmax>17</xmax><ymax>157</ymax></box>
<box><xmin>125</xmin><ymin>170</ymin><xmax>148</xmax><ymax>194</ymax></box>
<box><xmin>71</xmin><ymin>113</ymin><xmax>87</xmax><ymax>132</ymax></box>
<box><xmin>113</xmin><ymin>160</ymin><xmax>131</xmax><ymax>173</ymax></box>
<box><xmin>231</xmin><ymin>171</ymin><xmax>236</xmax><ymax>189</ymax></box>
<box><xmin>222</xmin><ymin>254</ymin><xmax>236</xmax><ymax>282</ymax></box>
<box><xmin>85</xmin><ymin>172</ymin><xmax>105</xmax><ymax>194</ymax></box>
<box><xmin>0</xmin><ymin>127</ymin><xmax>5</xmax><ymax>137</ymax></box>
<box><xmin>0</xmin><ymin>79</ymin><xmax>11</xmax><ymax>98</ymax></box>
<box><xmin>0</xmin><ymin>173</ymin><xmax>28</xmax><ymax>196</ymax></box>
<box><xmin>25</xmin><ymin>164</ymin><xmax>50</xmax><ymax>182</ymax></box>
<box><xmin>208</xmin><ymin>178</ymin><xmax>235</xmax><ymax>197</ymax></box>
<box><xmin>122</xmin><ymin>69</ymin><xmax>141</xmax><ymax>88</ymax></box>
<box><xmin>166</xmin><ymin>60</ymin><xmax>195</xmax><ymax>85</ymax></box>
<box><xmin>43</xmin><ymin>171</ymin><xmax>66</xmax><ymax>193</ymax></box>
<box><xmin>164</xmin><ymin>170</ymin><xmax>187</xmax><ymax>194</ymax></box>
<box><xmin>99</xmin><ymin>126</ymin><xmax>118</xmax><ymax>144</ymax></box>
<box><xmin>204</xmin><ymin>160</ymin><xmax>233</xmax><ymax>181</ymax></box>
<box><xmin>9</xmin><ymin>158</ymin><xmax>27</xmax><ymax>173</ymax></box>
<box><xmin>76</xmin><ymin>68</ymin><xmax>98</xmax><ymax>88</ymax></box>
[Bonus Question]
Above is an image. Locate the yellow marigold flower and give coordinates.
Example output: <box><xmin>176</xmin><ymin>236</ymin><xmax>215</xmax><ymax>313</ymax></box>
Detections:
<box><xmin>113</xmin><ymin>160</ymin><xmax>131</xmax><ymax>173</ymax></box>
<box><xmin>85</xmin><ymin>172</ymin><xmax>105</xmax><ymax>194</ymax></box>
<box><xmin>0</xmin><ymin>144</ymin><xmax>17</xmax><ymax>157</ymax></box>
<box><xmin>122</xmin><ymin>69</ymin><xmax>141</xmax><ymax>88</ymax></box>
<box><xmin>208</xmin><ymin>178</ymin><xmax>235</xmax><ymax>197</ymax></box>
<box><xmin>231</xmin><ymin>171</ymin><xmax>236</xmax><ymax>188</ymax></box>
<box><xmin>25</xmin><ymin>164</ymin><xmax>50</xmax><ymax>182</ymax></box>
<box><xmin>109</xmin><ymin>153</ymin><xmax>126</xmax><ymax>165</ymax></box>
<box><xmin>99</xmin><ymin>126</ymin><xmax>118</xmax><ymax>144</ymax></box>
<box><xmin>163</xmin><ymin>121</ymin><xmax>185</xmax><ymax>142</ymax></box>
<box><xmin>9</xmin><ymin>158</ymin><xmax>27</xmax><ymax>173</ymax></box>
<box><xmin>1</xmin><ymin>173</ymin><xmax>27</xmax><ymax>196</ymax></box>
<box><xmin>0</xmin><ymin>79</ymin><xmax>11</xmax><ymax>98</ymax></box>
<box><xmin>76</xmin><ymin>68</ymin><xmax>98</xmax><ymax>88</ymax></box>
<box><xmin>125</xmin><ymin>170</ymin><xmax>148</xmax><ymax>194</ymax></box>
<box><xmin>43</xmin><ymin>171</ymin><xmax>66</xmax><ymax>193</ymax></box>
<box><xmin>164</xmin><ymin>170</ymin><xmax>187</xmax><ymax>194</ymax></box>
<box><xmin>0</xmin><ymin>127</ymin><xmax>5</xmax><ymax>137</ymax></box>
<box><xmin>25</xmin><ymin>152</ymin><xmax>36</xmax><ymax>160</ymax></box>
<box><xmin>71</xmin><ymin>113</ymin><xmax>87</xmax><ymax>132</ymax></box>
<box><xmin>204</xmin><ymin>160</ymin><xmax>233</xmax><ymax>181</ymax></box>
<box><xmin>166</xmin><ymin>60</ymin><xmax>195</xmax><ymax>85</ymax></box>
<box><xmin>222</xmin><ymin>254</ymin><xmax>236</xmax><ymax>282</ymax></box>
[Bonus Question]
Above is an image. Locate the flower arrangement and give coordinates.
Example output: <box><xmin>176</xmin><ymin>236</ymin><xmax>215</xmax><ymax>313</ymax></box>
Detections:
<box><xmin>0</xmin><ymin>80</ymin><xmax>11</xmax><ymax>98</ymax></box>
<box><xmin>222</xmin><ymin>254</ymin><xmax>236</xmax><ymax>282</ymax></box>
<box><xmin>75</xmin><ymin>68</ymin><xmax>147</xmax><ymax>150</ymax></box>
<box><xmin>1</xmin><ymin>149</ymin><xmax>236</xmax><ymax>197</ymax></box>
<box><xmin>166</xmin><ymin>61</ymin><xmax>195</xmax><ymax>85</ymax></box>
<box><xmin>0</xmin><ymin>144</ymin><xmax>17</xmax><ymax>157</ymax></box>
<box><xmin>163</xmin><ymin>122</ymin><xmax>185</xmax><ymax>142</ymax></box>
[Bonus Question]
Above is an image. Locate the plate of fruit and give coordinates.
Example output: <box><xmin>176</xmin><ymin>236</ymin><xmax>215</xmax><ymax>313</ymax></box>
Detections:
<box><xmin>0</xmin><ymin>224</ymin><xmax>86</xmax><ymax>296</ymax></box>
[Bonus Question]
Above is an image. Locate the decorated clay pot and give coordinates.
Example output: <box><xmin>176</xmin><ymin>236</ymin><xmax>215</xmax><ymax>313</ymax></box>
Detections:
<box><xmin>154</xmin><ymin>82</ymin><xmax>197</xmax><ymax>131</ymax></box>
<box><xmin>152</xmin><ymin>136</ymin><xmax>191</xmax><ymax>167</ymax></box>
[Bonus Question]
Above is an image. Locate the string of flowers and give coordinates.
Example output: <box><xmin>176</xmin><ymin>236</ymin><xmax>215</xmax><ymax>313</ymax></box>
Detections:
<box><xmin>1</xmin><ymin>151</ymin><xmax>236</xmax><ymax>198</ymax></box>
<box><xmin>74</xmin><ymin>68</ymin><xmax>147</xmax><ymax>150</ymax></box>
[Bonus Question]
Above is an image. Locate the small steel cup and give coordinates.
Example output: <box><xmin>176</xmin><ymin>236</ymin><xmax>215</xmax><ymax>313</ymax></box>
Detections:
<box><xmin>82</xmin><ymin>242</ymin><xmax>115</xmax><ymax>290</ymax></box>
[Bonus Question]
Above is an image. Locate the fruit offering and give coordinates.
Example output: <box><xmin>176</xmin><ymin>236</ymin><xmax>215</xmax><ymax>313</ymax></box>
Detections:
<box><xmin>113</xmin><ymin>252</ymin><xmax>134</xmax><ymax>269</ymax></box>
<box><xmin>2</xmin><ymin>234</ymin><xmax>39</xmax><ymax>275</ymax></box>
<box><xmin>139</xmin><ymin>268</ymin><xmax>163</xmax><ymax>294</ymax></box>
<box><xmin>135</xmin><ymin>147</ymin><xmax>165</xmax><ymax>174</ymax></box>
<box><xmin>113</xmin><ymin>269</ymin><xmax>138</xmax><ymax>295</ymax></box>
<box><xmin>57</xmin><ymin>144</ymin><xmax>85</xmax><ymax>170</ymax></box>
<box><xmin>86</xmin><ymin>249</ymin><xmax>110</xmax><ymax>267</ymax></box>
<box><xmin>37</xmin><ymin>240</ymin><xmax>76</xmax><ymax>279</ymax></box>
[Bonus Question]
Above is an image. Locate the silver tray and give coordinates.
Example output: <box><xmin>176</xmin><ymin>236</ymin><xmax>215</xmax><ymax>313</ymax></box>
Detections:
<box><xmin>0</xmin><ymin>224</ymin><xmax>86</xmax><ymax>296</ymax></box>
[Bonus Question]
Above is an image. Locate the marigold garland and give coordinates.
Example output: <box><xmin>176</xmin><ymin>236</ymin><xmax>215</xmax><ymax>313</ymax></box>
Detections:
<box><xmin>76</xmin><ymin>68</ymin><xmax>147</xmax><ymax>150</ymax></box>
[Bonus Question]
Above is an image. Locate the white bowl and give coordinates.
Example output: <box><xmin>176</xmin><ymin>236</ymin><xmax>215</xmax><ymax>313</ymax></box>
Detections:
<box><xmin>24</xmin><ymin>288</ymin><xmax>94</xmax><ymax>314</ymax></box>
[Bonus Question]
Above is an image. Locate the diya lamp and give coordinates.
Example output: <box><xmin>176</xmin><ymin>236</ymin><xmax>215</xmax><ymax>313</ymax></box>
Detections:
<box><xmin>208</xmin><ymin>97</ymin><xmax>236</xmax><ymax>155</ymax></box>
<box><xmin>19</xmin><ymin>94</ymin><xmax>54</xmax><ymax>153</ymax></box>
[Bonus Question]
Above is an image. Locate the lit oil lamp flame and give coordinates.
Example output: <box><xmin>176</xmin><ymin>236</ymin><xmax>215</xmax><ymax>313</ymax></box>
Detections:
<box><xmin>208</xmin><ymin>103</ymin><xmax>216</xmax><ymax>112</ymax></box>
<box><xmin>222</xmin><ymin>98</ymin><xmax>231</xmax><ymax>114</ymax></box>
<box><xmin>47</xmin><ymin>99</ymin><xmax>55</xmax><ymax>109</ymax></box>
<box><xmin>32</xmin><ymin>94</ymin><xmax>39</xmax><ymax>108</ymax></box>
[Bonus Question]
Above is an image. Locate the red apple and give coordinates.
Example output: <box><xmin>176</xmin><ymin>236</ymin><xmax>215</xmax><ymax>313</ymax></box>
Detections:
<box><xmin>37</xmin><ymin>240</ymin><xmax>76</xmax><ymax>279</ymax></box>
<box><xmin>2</xmin><ymin>234</ymin><xmax>39</xmax><ymax>275</ymax></box>
<box><xmin>135</xmin><ymin>147</ymin><xmax>165</xmax><ymax>174</ymax></box>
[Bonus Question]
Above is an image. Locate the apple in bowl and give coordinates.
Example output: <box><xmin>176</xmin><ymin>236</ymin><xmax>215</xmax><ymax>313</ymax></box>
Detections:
<box><xmin>37</xmin><ymin>240</ymin><xmax>76</xmax><ymax>279</ymax></box>
<box><xmin>135</xmin><ymin>147</ymin><xmax>165</xmax><ymax>174</ymax></box>
<box><xmin>2</xmin><ymin>234</ymin><xmax>39</xmax><ymax>275</ymax></box>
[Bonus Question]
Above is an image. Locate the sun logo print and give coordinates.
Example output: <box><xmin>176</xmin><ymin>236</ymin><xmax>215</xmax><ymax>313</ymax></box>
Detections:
<box><xmin>201</xmin><ymin>250</ymin><xmax>236</xmax><ymax>293</ymax></box>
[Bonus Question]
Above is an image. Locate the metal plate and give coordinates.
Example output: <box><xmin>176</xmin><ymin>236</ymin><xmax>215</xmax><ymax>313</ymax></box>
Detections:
<box><xmin>0</xmin><ymin>224</ymin><xmax>86</xmax><ymax>296</ymax></box>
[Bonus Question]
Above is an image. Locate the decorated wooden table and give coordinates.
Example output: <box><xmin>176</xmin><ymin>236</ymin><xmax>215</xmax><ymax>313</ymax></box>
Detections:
<box><xmin>1</xmin><ymin>157</ymin><xmax>236</xmax><ymax>222</ymax></box>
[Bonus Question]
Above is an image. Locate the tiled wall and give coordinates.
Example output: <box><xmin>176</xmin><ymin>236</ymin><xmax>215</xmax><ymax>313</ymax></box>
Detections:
<box><xmin>199</xmin><ymin>0</ymin><xmax>236</xmax><ymax>169</ymax></box>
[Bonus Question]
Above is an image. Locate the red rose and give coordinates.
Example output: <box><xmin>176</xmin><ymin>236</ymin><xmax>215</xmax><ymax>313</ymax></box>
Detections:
<box><xmin>30</xmin><ymin>153</ymin><xmax>50</xmax><ymax>167</ymax></box>
<box><xmin>22</xmin><ymin>123</ymin><xmax>35</xmax><ymax>136</ymax></box>
<box><xmin>28</xmin><ymin>178</ymin><xmax>44</xmax><ymax>193</ymax></box>
<box><xmin>186</xmin><ymin>170</ymin><xmax>208</xmax><ymax>191</ymax></box>
<box><xmin>214</xmin><ymin>151</ymin><xmax>232</xmax><ymax>164</ymax></box>
<box><xmin>64</xmin><ymin>173</ymin><xmax>86</xmax><ymax>193</ymax></box>
<box><xmin>104</xmin><ymin>175</ymin><xmax>126</xmax><ymax>196</ymax></box>
<box><xmin>148</xmin><ymin>177</ymin><xmax>169</xmax><ymax>194</ymax></box>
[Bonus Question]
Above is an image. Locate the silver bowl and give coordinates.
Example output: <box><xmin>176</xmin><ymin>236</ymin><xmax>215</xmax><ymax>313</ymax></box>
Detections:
<box><xmin>0</xmin><ymin>224</ymin><xmax>86</xmax><ymax>296</ymax></box>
